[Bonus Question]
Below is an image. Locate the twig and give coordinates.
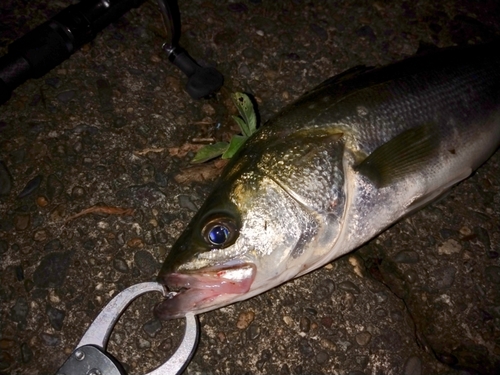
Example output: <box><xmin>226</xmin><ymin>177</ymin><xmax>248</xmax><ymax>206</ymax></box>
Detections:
<box><xmin>66</xmin><ymin>205</ymin><xmax>135</xmax><ymax>222</ymax></box>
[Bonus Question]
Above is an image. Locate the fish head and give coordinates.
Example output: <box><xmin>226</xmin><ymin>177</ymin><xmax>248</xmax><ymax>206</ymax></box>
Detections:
<box><xmin>155</xmin><ymin>178</ymin><xmax>313</xmax><ymax>319</ymax></box>
<box><xmin>155</xmin><ymin>131</ymin><xmax>348</xmax><ymax>320</ymax></box>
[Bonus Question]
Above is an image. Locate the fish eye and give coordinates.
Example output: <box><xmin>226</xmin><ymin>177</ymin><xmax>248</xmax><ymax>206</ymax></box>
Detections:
<box><xmin>202</xmin><ymin>218</ymin><xmax>238</xmax><ymax>248</ymax></box>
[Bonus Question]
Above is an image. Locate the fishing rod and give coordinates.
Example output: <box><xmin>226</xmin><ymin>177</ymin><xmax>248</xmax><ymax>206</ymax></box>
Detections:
<box><xmin>0</xmin><ymin>0</ymin><xmax>223</xmax><ymax>105</ymax></box>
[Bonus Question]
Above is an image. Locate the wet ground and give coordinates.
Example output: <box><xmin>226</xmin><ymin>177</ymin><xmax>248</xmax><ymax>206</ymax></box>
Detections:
<box><xmin>1</xmin><ymin>0</ymin><xmax>500</xmax><ymax>374</ymax></box>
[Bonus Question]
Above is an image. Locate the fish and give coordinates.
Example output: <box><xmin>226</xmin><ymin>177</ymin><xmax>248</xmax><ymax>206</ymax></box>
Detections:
<box><xmin>155</xmin><ymin>41</ymin><xmax>500</xmax><ymax>320</ymax></box>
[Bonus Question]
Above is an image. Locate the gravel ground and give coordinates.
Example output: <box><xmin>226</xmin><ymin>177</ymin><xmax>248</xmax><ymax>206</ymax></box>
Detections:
<box><xmin>1</xmin><ymin>1</ymin><xmax>500</xmax><ymax>374</ymax></box>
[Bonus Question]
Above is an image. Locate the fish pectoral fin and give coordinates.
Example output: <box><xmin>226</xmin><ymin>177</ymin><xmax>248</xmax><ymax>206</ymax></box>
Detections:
<box><xmin>355</xmin><ymin>123</ymin><xmax>440</xmax><ymax>188</ymax></box>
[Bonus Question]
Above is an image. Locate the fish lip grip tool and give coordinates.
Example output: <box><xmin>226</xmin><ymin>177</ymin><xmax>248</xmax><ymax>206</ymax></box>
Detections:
<box><xmin>56</xmin><ymin>282</ymin><xmax>199</xmax><ymax>375</ymax></box>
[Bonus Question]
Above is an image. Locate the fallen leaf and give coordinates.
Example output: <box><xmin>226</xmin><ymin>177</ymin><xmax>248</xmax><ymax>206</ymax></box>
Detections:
<box><xmin>174</xmin><ymin>160</ymin><xmax>228</xmax><ymax>184</ymax></box>
<box><xmin>168</xmin><ymin>143</ymin><xmax>204</xmax><ymax>158</ymax></box>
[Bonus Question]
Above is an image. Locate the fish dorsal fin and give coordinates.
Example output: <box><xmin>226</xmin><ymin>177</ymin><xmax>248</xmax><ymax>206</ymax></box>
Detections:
<box><xmin>355</xmin><ymin>123</ymin><xmax>440</xmax><ymax>188</ymax></box>
<box><xmin>313</xmin><ymin>65</ymin><xmax>375</xmax><ymax>91</ymax></box>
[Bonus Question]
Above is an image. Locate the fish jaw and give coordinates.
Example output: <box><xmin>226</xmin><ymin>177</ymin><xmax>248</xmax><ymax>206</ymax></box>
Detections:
<box><xmin>154</xmin><ymin>263</ymin><xmax>256</xmax><ymax>320</ymax></box>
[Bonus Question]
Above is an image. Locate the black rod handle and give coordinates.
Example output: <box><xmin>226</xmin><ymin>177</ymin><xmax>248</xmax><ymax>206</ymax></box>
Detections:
<box><xmin>0</xmin><ymin>0</ymin><xmax>145</xmax><ymax>105</ymax></box>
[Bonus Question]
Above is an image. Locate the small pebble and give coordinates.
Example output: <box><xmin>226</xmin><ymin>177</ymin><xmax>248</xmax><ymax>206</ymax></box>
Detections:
<box><xmin>375</xmin><ymin>308</ymin><xmax>387</xmax><ymax>317</ymax></box>
<box><xmin>177</xmin><ymin>195</ymin><xmax>198</xmax><ymax>212</ymax></box>
<box><xmin>33</xmin><ymin>251</ymin><xmax>73</xmax><ymax>288</ymax></box>
<box><xmin>48</xmin><ymin>290</ymin><xmax>60</xmax><ymax>304</ymax></box>
<box><xmin>236</xmin><ymin>311</ymin><xmax>255</xmax><ymax>330</ymax></box>
<box><xmin>71</xmin><ymin>186</ymin><xmax>86</xmax><ymax>199</ymax></box>
<box><xmin>299</xmin><ymin>316</ymin><xmax>311</xmax><ymax>333</ymax></box>
<box><xmin>459</xmin><ymin>226</ymin><xmax>472</xmax><ymax>236</ymax></box>
<box><xmin>355</xmin><ymin>355</ymin><xmax>369</xmax><ymax>368</ymax></box>
<box><xmin>320</xmin><ymin>338</ymin><xmax>336</xmax><ymax>351</ymax></box>
<box><xmin>348</xmin><ymin>256</ymin><xmax>364</xmax><ymax>277</ymax></box>
<box><xmin>56</xmin><ymin>90</ymin><xmax>76</xmax><ymax>103</ymax></box>
<box><xmin>403</xmin><ymin>356</ymin><xmax>422</xmax><ymax>375</ymax></box>
<box><xmin>355</xmin><ymin>331</ymin><xmax>372</xmax><ymax>346</ymax></box>
<box><xmin>238</xmin><ymin>64</ymin><xmax>251</xmax><ymax>78</ymax></box>
<box><xmin>159</xmin><ymin>338</ymin><xmax>173</xmax><ymax>352</ymax></box>
<box><xmin>431</xmin><ymin>266</ymin><xmax>457</xmax><ymax>290</ymax></box>
<box><xmin>50</xmin><ymin>204</ymin><xmax>66</xmax><ymax>221</ymax></box>
<box><xmin>18</xmin><ymin>175</ymin><xmax>42</xmax><ymax>199</ymax></box>
<box><xmin>438</xmin><ymin>239</ymin><xmax>461</xmax><ymax>255</ymax></box>
<box><xmin>142</xmin><ymin>319</ymin><xmax>162</xmax><ymax>337</ymax></box>
<box><xmin>20</xmin><ymin>343</ymin><xmax>33</xmax><ymax>363</ymax></box>
<box><xmin>298</xmin><ymin>338</ymin><xmax>314</xmax><ymax>357</ymax></box>
<box><xmin>315</xmin><ymin>350</ymin><xmax>329</xmax><ymax>364</ymax></box>
<box><xmin>46</xmin><ymin>306</ymin><xmax>65</xmax><ymax>331</ymax></box>
<box><xmin>40</xmin><ymin>332</ymin><xmax>60</xmax><ymax>346</ymax></box>
<box><xmin>247</xmin><ymin>324</ymin><xmax>260</xmax><ymax>340</ymax></box>
<box><xmin>134</xmin><ymin>250</ymin><xmax>157</xmax><ymax>275</ymax></box>
<box><xmin>113</xmin><ymin>258</ymin><xmax>129</xmax><ymax>272</ymax></box>
<box><xmin>217</xmin><ymin>332</ymin><xmax>226</xmax><ymax>342</ymax></box>
<box><xmin>137</xmin><ymin>337</ymin><xmax>151</xmax><ymax>349</ymax></box>
<box><xmin>13</xmin><ymin>214</ymin><xmax>30</xmax><ymax>231</ymax></box>
<box><xmin>393</xmin><ymin>250</ymin><xmax>420</xmax><ymax>263</ymax></box>
<box><xmin>338</xmin><ymin>280</ymin><xmax>360</xmax><ymax>294</ymax></box>
<box><xmin>33</xmin><ymin>230</ymin><xmax>48</xmax><ymax>242</ymax></box>
<box><xmin>283</xmin><ymin>315</ymin><xmax>294</xmax><ymax>326</ymax></box>
<box><xmin>45</xmin><ymin>77</ymin><xmax>60</xmax><ymax>87</ymax></box>
<box><xmin>405</xmin><ymin>269</ymin><xmax>419</xmax><ymax>284</ymax></box>
<box><xmin>36</xmin><ymin>196</ymin><xmax>49</xmax><ymax>207</ymax></box>
<box><xmin>316</xmin><ymin>279</ymin><xmax>335</xmax><ymax>299</ymax></box>
<box><xmin>112</xmin><ymin>331</ymin><xmax>124</xmax><ymax>346</ymax></box>
<box><xmin>127</xmin><ymin>238</ymin><xmax>144</xmax><ymax>248</ymax></box>
<box><xmin>156</xmin><ymin>231</ymin><xmax>168</xmax><ymax>244</ymax></box>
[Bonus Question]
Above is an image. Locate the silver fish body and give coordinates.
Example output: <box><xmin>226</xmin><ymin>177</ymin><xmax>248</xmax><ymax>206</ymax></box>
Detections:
<box><xmin>155</xmin><ymin>42</ymin><xmax>500</xmax><ymax>319</ymax></box>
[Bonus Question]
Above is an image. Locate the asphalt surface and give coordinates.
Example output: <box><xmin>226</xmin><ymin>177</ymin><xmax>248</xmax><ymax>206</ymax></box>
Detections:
<box><xmin>1</xmin><ymin>0</ymin><xmax>500</xmax><ymax>374</ymax></box>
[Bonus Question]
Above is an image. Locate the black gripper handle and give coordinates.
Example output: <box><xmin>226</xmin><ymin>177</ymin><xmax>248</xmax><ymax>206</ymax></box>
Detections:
<box><xmin>168</xmin><ymin>46</ymin><xmax>224</xmax><ymax>100</ymax></box>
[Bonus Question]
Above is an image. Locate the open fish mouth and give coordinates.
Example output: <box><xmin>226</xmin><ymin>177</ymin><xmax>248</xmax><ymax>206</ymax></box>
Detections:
<box><xmin>154</xmin><ymin>263</ymin><xmax>257</xmax><ymax>320</ymax></box>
